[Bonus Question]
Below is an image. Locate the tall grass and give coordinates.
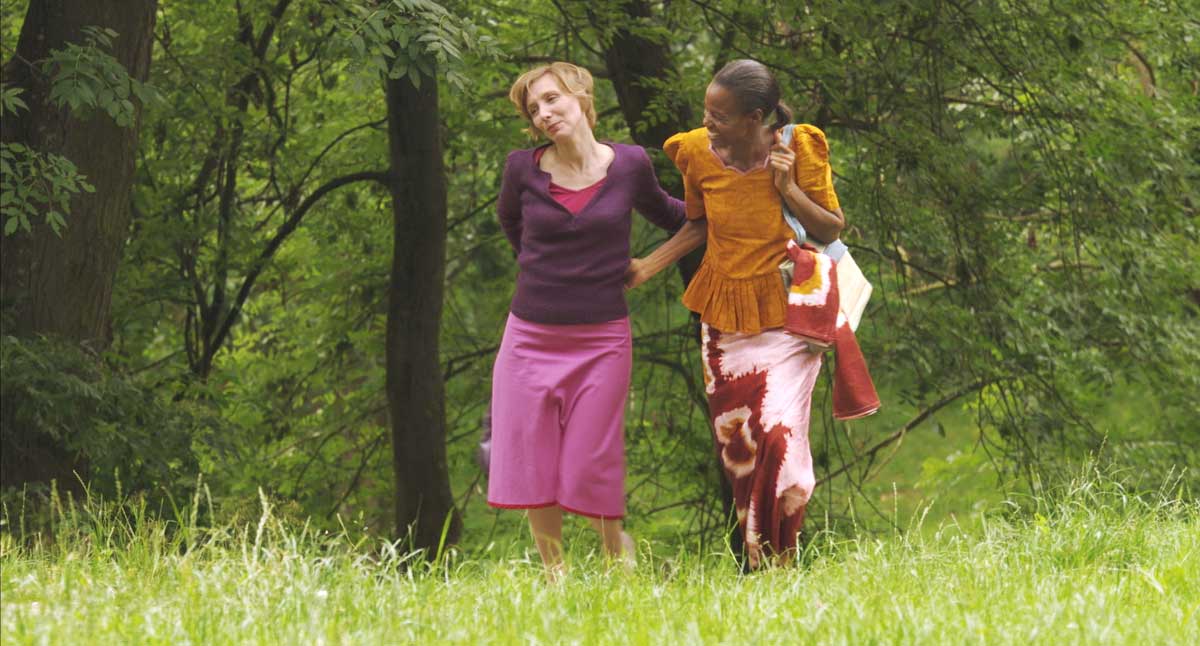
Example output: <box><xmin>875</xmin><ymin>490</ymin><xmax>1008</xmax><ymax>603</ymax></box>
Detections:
<box><xmin>2</xmin><ymin>473</ymin><xmax>1197</xmax><ymax>645</ymax></box>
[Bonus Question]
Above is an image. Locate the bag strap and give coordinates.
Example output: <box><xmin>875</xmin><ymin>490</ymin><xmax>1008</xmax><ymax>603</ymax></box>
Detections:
<box><xmin>778</xmin><ymin>124</ymin><xmax>849</xmax><ymax>262</ymax></box>
<box><xmin>778</xmin><ymin>125</ymin><xmax>807</xmax><ymax>243</ymax></box>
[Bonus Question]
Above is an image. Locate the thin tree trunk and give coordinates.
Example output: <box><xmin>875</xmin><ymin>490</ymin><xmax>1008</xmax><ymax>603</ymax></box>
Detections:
<box><xmin>591</xmin><ymin>0</ymin><xmax>740</xmax><ymax>557</ymax></box>
<box><xmin>383</xmin><ymin>71</ymin><xmax>461</xmax><ymax>552</ymax></box>
<box><xmin>600</xmin><ymin>0</ymin><xmax>693</xmax><ymax>151</ymax></box>
<box><xmin>0</xmin><ymin>0</ymin><xmax>157</xmax><ymax>489</ymax></box>
<box><xmin>592</xmin><ymin>0</ymin><xmax>703</xmax><ymax>285</ymax></box>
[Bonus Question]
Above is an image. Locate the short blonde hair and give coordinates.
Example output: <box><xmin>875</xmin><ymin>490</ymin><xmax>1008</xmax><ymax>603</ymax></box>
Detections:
<box><xmin>508</xmin><ymin>62</ymin><xmax>597</xmax><ymax>140</ymax></box>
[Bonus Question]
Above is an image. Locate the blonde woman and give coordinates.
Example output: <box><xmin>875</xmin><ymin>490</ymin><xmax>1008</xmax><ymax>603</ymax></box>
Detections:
<box><xmin>487</xmin><ymin>62</ymin><xmax>685</xmax><ymax>579</ymax></box>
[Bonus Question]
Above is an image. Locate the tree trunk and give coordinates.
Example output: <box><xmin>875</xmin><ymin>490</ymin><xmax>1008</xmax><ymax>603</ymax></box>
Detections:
<box><xmin>593</xmin><ymin>0</ymin><xmax>703</xmax><ymax>285</ymax></box>
<box><xmin>383</xmin><ymin>71</ymin><xmax>462</xmax><ymax>552</ymax></box>
<box><xmin>0</xmin><ymin>0</ymin><xmax>157</xmax><ymax>489</ymax></box>
<box><xmin>600</xmin><ymin>0</ymin><xmax>693</xmax><ymax>151</ymax></box>
<box><xmin>592</xmin><ymin>0</ymin><xmax>742</xmax><ymax>558</ymax></box>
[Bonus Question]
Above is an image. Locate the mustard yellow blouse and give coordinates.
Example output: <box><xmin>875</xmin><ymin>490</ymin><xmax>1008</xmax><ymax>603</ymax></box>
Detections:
<box><xmin>662</xmin><ymin>124</ymin><xmax>841</xmax><ymax>334</ymax></box>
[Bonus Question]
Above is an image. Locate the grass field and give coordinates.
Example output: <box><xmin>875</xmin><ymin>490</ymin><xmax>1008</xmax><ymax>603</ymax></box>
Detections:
<box><xmin>3</xmin><ymin>474</ymin><xmax>1196</xmax><ymax>645</ymax></box>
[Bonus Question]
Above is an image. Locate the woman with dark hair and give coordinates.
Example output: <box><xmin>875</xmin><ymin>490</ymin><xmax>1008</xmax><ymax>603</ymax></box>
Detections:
<box><xmin>625</xmin><ymin>59</ymin><xmax>852</xmax><ymax>568</ymax></box>
<box><xmin>488</xmin><ymin>61</ymin><xmax>686</xmax><ymax>581</ymax></box>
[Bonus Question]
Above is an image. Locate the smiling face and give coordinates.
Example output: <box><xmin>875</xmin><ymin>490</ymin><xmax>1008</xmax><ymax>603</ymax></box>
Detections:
<box><xmin>702</xmin><ymin>82</ymin><xmax>764</xmax><ymax>147</ymax></box>
<box><xmin>525</xmin><ymin>73</ymin><xmax>588</xmax><ymax>142</ymax></box>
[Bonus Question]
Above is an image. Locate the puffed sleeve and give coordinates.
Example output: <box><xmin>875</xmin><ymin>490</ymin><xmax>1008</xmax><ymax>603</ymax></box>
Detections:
<box><xmin>496</xmin><ymin>150</ymin><xmax>524</xmax><ymax>254</ymax></box>
<box><xmin>663</xmin><ymin>131</ymin><xmax>706</xmax><ymax>220</ymax></box>
<box><xmin>630</xmin><ymin>146</ymin><xmax>686</xmax><ymax>232</ymax></box>
<box><xmin>790</xmin><ymin>124</ymin><xmax>841</xmax><ymax>212</ymax></box>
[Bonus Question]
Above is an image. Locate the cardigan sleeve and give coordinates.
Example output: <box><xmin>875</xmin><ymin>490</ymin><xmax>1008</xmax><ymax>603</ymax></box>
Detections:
<box><xmin>496</xmin><ymin>150</ymin><xmax>524</xmax><ymax>254</ymax></box>
<box><xmin>630</xmin><ymin>146</ymin><xmax>686</xmax><ymax>232</ymax></box>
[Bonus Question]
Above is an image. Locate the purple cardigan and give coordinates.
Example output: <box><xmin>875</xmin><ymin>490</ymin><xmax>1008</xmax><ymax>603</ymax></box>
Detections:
<box><xmin>498</xmin><ymin>143</ymin><xmax>686</xmax><ymax>324</ymax></box>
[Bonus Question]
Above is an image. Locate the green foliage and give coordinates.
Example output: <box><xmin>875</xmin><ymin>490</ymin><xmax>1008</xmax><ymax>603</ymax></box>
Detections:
<box><xmin>340</xmin><ymin>0</ymin><xmax>496</xmax><ymax>89</ymax></box>
<box><xmin>0</xmin><ymin>23</ymin><xmax>155</xmax><ymax>237</ymax></box>
<box><xmin>40</xmin><ymin>26</ymin><xmax>158</xmax><ymax>127</ymax></box>
<box><xmin>0</xmin><ymin>84</ymin><xmax>26</xmax><ymax>114</ymax></box>
<box><xmin>0</xmin><ymin>335</ymin><xmax>217</xmax><ymax>499</ymax></box>
<box><xmin>114</xmin><ymin>0</ymin><xmax>401</xmax><ymax>521</ymax></box>
<box><xmin>0</xmin><ymin>84</ymin><xmax>94</xmax><ymax>238</ymax></box>
<box><xmin>0</xmin><ymin>0</ymin><xmax>27</xmax><ymax>49</ymax></box>
<box><xmin>0</xmin><ymin>139</ymin><xmax>92</xmax><ymax>235</ymax></box>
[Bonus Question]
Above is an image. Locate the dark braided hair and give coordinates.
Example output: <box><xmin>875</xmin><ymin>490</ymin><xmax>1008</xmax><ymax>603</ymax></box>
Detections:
<box><xmin>711</xmin><ymin>59</ymin><xmax>793</xmax><ymax>130</ymax></box>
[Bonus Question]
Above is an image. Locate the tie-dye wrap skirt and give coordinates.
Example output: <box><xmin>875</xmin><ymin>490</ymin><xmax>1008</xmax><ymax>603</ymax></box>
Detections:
<box><xmin>701</xmin><ymin>323</ymin><xmax>823</xmax><ymax>558</ymax></box>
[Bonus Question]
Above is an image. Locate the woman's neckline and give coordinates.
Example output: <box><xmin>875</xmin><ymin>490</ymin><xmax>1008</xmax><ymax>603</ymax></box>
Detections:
<box><xmin>708</xmin><ymin>143</ymin><xmax>769</xmax><ymax>175</ymax></box>
<box><xmin>534</xmin><ymin>142</ymin><xmax>616</xmax><ymax>189</ymax></box>
<box><xmin>707</xmin><ymin>128</ymin><xmax>775</xmax><ymax>174</ymax></box>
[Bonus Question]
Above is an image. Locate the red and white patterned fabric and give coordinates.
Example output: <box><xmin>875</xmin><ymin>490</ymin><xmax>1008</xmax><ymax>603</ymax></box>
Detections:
<box><xmin>784</xmin><ymin>240</ymin><xmax>881</xmax><ymax>420</ymax></box>
<box><xmin>701</xmin><ymin>324</ymin><xmax>822</xmax><ymax>559</ymax></box>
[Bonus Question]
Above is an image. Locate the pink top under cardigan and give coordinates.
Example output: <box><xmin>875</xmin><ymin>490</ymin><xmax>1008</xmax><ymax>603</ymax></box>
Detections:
<box><xmin>535</xmin><ymin>147</ymin><xmax>607</xmax><ymax>215</ymax></box>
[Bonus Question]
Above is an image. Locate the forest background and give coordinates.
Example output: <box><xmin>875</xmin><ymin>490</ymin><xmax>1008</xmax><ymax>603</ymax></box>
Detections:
<box><xmin>1</xmin><ymin>0</ymin><xmax>1198</xmax><ymax>559</ymax></box>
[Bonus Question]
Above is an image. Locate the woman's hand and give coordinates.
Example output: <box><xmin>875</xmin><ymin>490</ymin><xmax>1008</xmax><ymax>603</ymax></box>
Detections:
<box><xmin>624</xmin><ymin>257</ymin><xmax>652</xmax><ymax>290</ymax></box>
<box><xmin>769</xmin><ymin>130</ymin><xmax>796</xmax><ymax>195</ymax></box>
<box><xmin>769</xmin><ymin>130</ymin><xmax>846</xmax><ymax>242</ymax></box>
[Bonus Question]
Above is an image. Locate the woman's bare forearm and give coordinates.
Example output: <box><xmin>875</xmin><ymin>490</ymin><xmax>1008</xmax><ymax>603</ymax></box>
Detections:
<box><xmin>640</xmin><ymin>218</ymin><xmax>706</xmax><ymax>275</ymax></box>
<box><xmin>626</xmin><ymin>218</ymin><xmax>707</xmax><ymax>289</ymax></box>
<box><xmin>781</xmin><ymin>184</ymin><xmax>845</xmax><ymax>243</ymax></box>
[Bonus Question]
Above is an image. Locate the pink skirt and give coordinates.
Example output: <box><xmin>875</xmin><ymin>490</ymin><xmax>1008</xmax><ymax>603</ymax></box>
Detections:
<box><xmin>487</xmin><ymin>313</ymin><xmax>632</xmax><ymax>519</ymax></box>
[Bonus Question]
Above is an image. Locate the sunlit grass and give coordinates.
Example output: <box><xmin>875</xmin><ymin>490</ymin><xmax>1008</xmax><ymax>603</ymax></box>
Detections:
<box><xmin>2</xmin><ymin>474</ymin><xmax>1197</xmax><ymax>645</ymax></box>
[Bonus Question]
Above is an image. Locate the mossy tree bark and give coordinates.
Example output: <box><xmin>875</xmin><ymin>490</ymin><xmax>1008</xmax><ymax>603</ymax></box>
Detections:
<box><xmin>0</xmin><ymin>0</ymin><xmax>157</xmax><ymax>489</ymax></box>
